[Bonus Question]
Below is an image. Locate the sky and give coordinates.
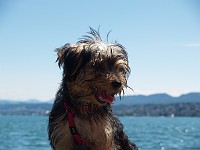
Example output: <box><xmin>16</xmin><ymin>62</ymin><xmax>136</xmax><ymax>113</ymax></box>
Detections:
<box><xmin>0</xmin><ymin>0</ymin><xmax>200</xmax><ymax>101</ymax></box>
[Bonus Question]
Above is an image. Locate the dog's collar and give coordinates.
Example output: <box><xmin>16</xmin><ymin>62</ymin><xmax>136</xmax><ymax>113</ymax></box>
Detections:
<box><xmin>64</xmin><ymin>102</ymin><xmax>88</xmax><ymax>145</ymax></box>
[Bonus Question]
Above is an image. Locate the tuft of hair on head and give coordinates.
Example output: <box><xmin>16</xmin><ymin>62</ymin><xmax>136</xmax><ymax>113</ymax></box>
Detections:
<box><xmin>55</xmin><ymin>48</ymin><xmax>64</xmax><ymax>68</ymax></box>
<box><xmin>78</xmin><ymin>27</ymin><xmax>102</xmax><ymax>44</ymax></box>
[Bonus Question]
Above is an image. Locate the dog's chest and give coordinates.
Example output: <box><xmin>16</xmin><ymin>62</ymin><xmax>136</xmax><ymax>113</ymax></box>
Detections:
<box><xmin>74</xmin><ymin>116</ymin><xmax>114</xmax><ymax>149</ymax></box>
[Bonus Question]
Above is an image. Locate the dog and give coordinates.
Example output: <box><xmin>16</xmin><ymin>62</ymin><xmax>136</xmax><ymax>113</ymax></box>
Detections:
<box><xmin>48</xmin><ymin>28</ymin><xmax>138</xmax><ymax>150</ymax></box>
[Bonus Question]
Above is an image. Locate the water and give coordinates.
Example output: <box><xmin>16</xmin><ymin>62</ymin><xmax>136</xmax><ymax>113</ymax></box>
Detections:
<box><xmin>0</xmin><ymin>116</ymin><xmax>200</xmax><ymax>150</ymax></box>
<box><xmin>121</xmin><ymin>117</ymin><xmax>200</xmax><ymax>150</ymax></box>
<box><xmin>0</xmin><ymin>116</ymin><xmax>49</xmax><ymax>150</ymax></box>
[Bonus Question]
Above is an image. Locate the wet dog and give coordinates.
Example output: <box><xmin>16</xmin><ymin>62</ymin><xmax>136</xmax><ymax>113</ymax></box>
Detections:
<box><xmin>48</xmin><ymin>28</ymin><xmax>137</xmax><ymax>150</ymax></box>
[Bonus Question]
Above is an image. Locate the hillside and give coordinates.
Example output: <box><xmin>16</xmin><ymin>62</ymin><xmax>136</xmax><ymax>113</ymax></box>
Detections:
<box><xmin>0</xmin><ymin>93</ymin><xmax>200</xmax><ymax>116</ymax></box>
<box><xmin>114</xmin><ymin>92</ymin><xmax>200</xmax><ymax>105</ymax></box>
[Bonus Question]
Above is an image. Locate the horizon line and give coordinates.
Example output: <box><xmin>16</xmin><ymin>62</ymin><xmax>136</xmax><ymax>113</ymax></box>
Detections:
<box><xmin>0</xmin><ymin>91</ymin><xmax>199</xmax><ymax>102</ymax></box>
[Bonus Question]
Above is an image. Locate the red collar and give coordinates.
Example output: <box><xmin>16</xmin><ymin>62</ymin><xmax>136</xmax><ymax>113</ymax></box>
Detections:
<box><xmin>64</xmin><ymin>102</ymin><xmax>88</xmax><ymax>145</ymax></box>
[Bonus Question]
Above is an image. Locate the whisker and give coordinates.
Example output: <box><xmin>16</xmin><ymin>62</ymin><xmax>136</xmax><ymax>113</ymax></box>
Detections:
<box><xmin>127</xmin><ymin>85</ymin><xmax>134</xmax><ymax>92</ymax></box>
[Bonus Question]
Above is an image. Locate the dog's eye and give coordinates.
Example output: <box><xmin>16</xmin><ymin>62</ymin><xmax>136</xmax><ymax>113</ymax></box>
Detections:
<box><xmin>119</xmin><ymin>67</ymin><xmax>126</xmax><ymax>74</ymax></box>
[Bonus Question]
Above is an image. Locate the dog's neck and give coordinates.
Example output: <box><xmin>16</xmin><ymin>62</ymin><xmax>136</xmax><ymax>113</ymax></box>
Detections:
<box><xmin>64</xmin><ymin>97</ymin><xmax>111</xmax><ymax>118</ymax></box>
<box><xmin>63</xmin><ymin>100</ymin><xmax>111</xmax><ymax>145</ymax></box>
<box><xmin>65</xmin><ymin>97</ymin><xmax>109</xmax><ymax>115</ymax></box>
<box><xmin>63</xmin><ymin>101</ymin><xmax>88</xmax><ymax>144</ymax></box>
<box><xmin>75</xmin><ymin>102</ymin><xmax>106</xmax><ymax>114</ymax></box>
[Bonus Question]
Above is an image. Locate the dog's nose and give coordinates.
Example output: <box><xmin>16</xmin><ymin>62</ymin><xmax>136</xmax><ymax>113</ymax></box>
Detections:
<box><xmin>111</xmin><ymin>81</ymin><xmax>122</xmax><ymax>89</ymax></box>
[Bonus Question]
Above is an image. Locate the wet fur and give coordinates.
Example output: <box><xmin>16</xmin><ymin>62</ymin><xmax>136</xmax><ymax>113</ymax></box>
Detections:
<box><xmin>48</xmin><ymin>28</ymin><xmax>137</xmax><ymax>150</ymax></box>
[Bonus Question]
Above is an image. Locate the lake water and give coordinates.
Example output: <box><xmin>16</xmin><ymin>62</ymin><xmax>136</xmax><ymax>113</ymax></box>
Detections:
<box><xmin>0</xmin><ymin>116</ymin><xmax>200</xmax><ymax>150</ymax></box>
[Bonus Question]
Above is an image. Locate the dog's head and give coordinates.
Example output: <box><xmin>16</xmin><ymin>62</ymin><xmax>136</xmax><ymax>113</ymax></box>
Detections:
<box><xmin>56</xmin><ymin>28</ymin><xmax>130</xmax><ymax>106</ymax></box>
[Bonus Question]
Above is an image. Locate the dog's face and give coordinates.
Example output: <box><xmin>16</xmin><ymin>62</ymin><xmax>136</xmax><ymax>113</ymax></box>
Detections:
<box><xmin>57</xmin><ymin>30</ymin><xmax>130</xmax><ymax>105</ymax></box>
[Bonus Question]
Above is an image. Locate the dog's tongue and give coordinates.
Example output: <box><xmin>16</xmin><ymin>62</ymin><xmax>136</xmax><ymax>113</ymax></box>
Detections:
<box><xmin>96</xmin><ymin>91</ymin><xmax>114</xmax><ymax>103</ymax></box>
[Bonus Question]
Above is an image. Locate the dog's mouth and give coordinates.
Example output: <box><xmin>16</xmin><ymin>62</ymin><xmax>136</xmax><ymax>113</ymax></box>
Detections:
<box><xmin>95</xmin><ymin>90</ymin><xmax>114</xmax><ymax>104</ymax></box>
<box><xmin>90</xmin><ymin>84</ymin><xmax>114</xmax><ymax>104</ymax></box>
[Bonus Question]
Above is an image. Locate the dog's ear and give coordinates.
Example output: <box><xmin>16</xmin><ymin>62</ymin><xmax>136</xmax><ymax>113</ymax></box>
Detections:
<box><xmin>57</xmin><ymin>44</ymin><xmax>92</xmax><ymax>81</ymax></box>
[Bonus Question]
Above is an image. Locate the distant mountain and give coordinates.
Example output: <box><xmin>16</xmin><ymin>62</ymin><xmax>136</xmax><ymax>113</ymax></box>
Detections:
<box><xmin>0</xmin><ymin>100</ymin><xmax>22</xmax><ymax>104</ymax></box>
<box><xmin>0</xmin><ymin>92</ymin><xmax>200</xmax><ymax>116</ymax></box>
<box><xmin>114</xmin><ymin>92</ymin><xmax>200</xmax><ymax>105</ymax></box>
<box><xmin>0</xmin><ymin>102</ymin><xmax>52</xmax><ymax>116</ymax></box>
<box><xmin>0</xmin><ymin>99</ymin><xmax>51</xmax><ymax>104</ymax></box>
<box><xmin>0</xmin><ymin>92</ymin><xmax>200</xmax><ymax>105</ymax></box>
<box><xmin>113</xmin><ymin>103</ymin><xmax>200</xmax><ymax>117</ymax></box>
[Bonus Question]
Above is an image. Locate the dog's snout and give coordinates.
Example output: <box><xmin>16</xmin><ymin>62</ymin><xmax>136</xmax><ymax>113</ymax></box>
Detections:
<box><xmin>111</xmin><ymin>80</ymin><xmax>122</xmax><ymax>89</ymax></box>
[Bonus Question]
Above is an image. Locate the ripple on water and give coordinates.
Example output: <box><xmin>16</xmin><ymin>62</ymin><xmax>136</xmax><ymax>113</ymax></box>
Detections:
<box><xmin>0</xmin><ymin>116</ymin><xmax>200</xmax><ymax>150</ymax></box>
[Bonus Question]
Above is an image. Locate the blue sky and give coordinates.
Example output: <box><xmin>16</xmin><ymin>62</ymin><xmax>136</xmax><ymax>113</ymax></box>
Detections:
<box><xmin>0</xmin><ymin>0</ymin><xmax>200</xmax><ymax>101</ymax></box>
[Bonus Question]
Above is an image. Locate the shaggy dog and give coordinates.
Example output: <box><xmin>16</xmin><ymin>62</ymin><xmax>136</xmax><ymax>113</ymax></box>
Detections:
<box><xmin>48</xmin><ymin>28</ymin><xmax>137</xmax><ymax>150</ymax></box>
